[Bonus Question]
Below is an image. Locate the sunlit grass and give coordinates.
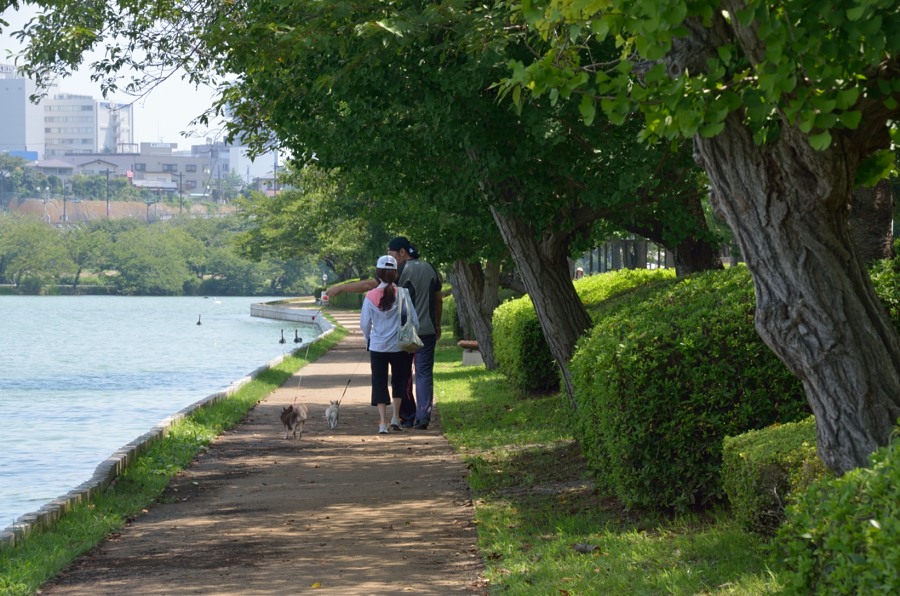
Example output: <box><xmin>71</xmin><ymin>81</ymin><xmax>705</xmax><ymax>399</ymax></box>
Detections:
<box><xmin>0</xmin><ymin>323</ymin><xmax>347</xmax><ymax>596</ymax></box>
<box><xmin>435</xmin><ymin>337</ymin><xmax>782</xmax><ymax>594</ymax></box>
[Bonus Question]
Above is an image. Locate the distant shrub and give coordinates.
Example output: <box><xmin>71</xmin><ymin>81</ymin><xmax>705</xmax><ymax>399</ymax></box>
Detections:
<box><xmin>19</xmin><ymin>276</ymin><xmax>43</xmax><ymax>295</ymax></box>
<box><xmin>773</xmin><ymin>431</ymin><xmax>900</xmax><ymax>593</ymax></box>
<box><xmin>869</xmin><ymin>256</ymin><xmax>900</xmax><ymax>333</ymax></box>
<box><xmin>570</xmin><ymin>266</ymin><xmax>810</xmax><ymax>511</ymax></box>
<box><xmin>721</xmin><ymin>416</ymin><xmax>832</xmax><ymax>536</ymax></box>
<box><xmin>444</xmin><ymin>294</ymin><xmax>461</xmax><ymax>339</ymax></box>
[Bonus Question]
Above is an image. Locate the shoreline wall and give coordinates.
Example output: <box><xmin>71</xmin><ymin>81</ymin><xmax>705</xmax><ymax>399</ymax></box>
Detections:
<box><xmin>0</xmin><ymin>303</ymin><xmax>334</xmax><ymax>548</ymax></box>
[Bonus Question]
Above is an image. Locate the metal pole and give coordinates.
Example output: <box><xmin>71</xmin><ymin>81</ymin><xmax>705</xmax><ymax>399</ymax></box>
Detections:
<box><xmin>273</xmin><ymin>152</ymin><xmax>278</xmax><ymax>195</ymax></box>
<box><xmin>105</xmin><ymin>169</ymin><xmax>110</xmax><ymax>220</ymax></box>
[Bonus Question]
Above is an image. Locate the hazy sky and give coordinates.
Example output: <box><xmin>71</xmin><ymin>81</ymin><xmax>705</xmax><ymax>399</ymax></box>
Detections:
<box><xmin>0</xmin><ymin>6</ymin><xmax>224</xmax><ymax>148</ymax></box>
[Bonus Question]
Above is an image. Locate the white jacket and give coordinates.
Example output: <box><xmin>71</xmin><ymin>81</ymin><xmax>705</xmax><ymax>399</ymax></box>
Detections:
<box><xmin>360</xmin><ymin>284</ymin><xmax>419</xmax><ymax>353</ymax></box>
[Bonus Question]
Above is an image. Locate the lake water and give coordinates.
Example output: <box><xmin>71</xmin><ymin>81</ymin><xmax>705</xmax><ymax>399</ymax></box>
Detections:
<box><xmin>0</xmin><ymin>296</ymin><xmax>321</xmax><ymax>530</ymax></box>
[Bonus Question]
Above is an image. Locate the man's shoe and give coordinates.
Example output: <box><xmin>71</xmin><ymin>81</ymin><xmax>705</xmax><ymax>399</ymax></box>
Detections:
<box><xmin>413</xmin><ymin>420</ymin><xmax>429</xmax><ymax>430</ymax></box>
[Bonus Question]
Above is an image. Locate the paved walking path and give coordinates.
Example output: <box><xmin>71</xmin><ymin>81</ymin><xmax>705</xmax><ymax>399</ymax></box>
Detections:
<box><xmin>40</xmin><ymin>311</ymin><xmax>486</xmax><ymax>595</ymax></box>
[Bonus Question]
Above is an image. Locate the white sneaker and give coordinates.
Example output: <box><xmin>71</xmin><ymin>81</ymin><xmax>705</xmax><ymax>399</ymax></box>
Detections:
<box><xmin>378</xmin><ymin>423</ymin><xmax>389</xmax><ymax>434</ymax></box>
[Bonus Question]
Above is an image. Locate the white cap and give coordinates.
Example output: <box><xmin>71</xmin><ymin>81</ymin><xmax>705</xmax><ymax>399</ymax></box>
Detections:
<box><xmin>376</xmin><ymin>255</ymin><xmax>397</xmax><ymax>269</ymax></box>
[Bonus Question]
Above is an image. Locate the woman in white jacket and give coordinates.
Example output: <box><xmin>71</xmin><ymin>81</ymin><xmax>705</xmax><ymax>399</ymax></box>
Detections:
<box><xmin>360</xmin><ymin>255</ymin><xmax>419</xmax><ymax>433</ymax></box>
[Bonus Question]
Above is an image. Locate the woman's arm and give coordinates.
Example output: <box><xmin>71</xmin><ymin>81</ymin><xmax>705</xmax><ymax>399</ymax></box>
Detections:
<box><xmin>326</xmin><ymin>279</ymin><xmax>378</xmax><ymax>298</ymax></box>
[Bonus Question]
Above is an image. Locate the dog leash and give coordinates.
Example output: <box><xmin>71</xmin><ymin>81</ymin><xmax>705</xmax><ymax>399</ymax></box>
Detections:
<box><xmin>336</xmin><ymin>354</ymin><xmax>367</xmax><ymax>406</ymax></box>
<box><xmin>292</xmin><ymin>375</ymin><xmax>302</xmax><ymax>406</ymax></box>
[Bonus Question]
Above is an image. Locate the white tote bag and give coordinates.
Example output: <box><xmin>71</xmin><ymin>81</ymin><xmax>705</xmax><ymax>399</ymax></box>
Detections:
<box><xmin>398</xmin><ymin>288</ymin><xmax>423</xmax><ymax>352</ymax></box>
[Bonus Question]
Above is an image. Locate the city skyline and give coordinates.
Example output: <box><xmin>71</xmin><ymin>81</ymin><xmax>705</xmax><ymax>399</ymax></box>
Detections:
<box><xmin>0</xmin><ymin>6</ymin><xmax>224</xmax><ymax>147</ymax></box>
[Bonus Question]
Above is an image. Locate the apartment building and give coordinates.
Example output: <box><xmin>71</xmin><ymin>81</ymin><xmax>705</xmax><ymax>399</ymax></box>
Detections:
<box><xmin>44</xmin><ymin>93</ymin><xmax>135</xmax><ymax>158</ymax></box>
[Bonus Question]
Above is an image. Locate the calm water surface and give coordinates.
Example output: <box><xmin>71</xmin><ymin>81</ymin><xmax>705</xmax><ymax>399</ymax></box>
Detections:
<box><xmin>0</xmin><ymin>296</ymin><xmax>320</xmax><ymax>529</ymax></box>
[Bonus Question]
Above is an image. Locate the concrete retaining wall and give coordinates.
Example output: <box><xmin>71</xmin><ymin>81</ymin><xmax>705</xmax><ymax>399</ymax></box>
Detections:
<box><xmin>250</xmin><ymin>301</ymin><xmax>332</xmax><ymax>327</ymax></box>
<box><xmin>0</xmin><ymin>303</ymin><xmax>334</xmax><ymax>549</ymax></box>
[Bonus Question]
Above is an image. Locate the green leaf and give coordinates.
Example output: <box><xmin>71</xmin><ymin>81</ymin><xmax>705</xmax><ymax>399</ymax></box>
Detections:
<box><xmin>835</xmin><ymin>87</ymin><xmax>860</xmax><ymax>110</ymax></box>
<box><xmin>846</xmin><ymin>6</ymin><xmax>866</xmax><ymax>22</ymax></box>
<box><xmin>736</xmin><ymin>7</ymin><xmax>756</xmax><ymax>26</ymax></box>
<box><xmin>813</xmin><ymin>112</ymin><xmax>838</xmax><ymax>130</ymax></box>
<box><xmin>839</xmin><ymin>110</ymin><xmax>861</xmax><ymax>129</ymax></box>
<box><xmin>374</xmin><ymin>20</ymin><xmax>404</xmax><ymax>37</ymax></box>
<box><xmin>855</xmin><ymin>150</ymin><xmax>895</xmax><ymax>186</ymax></box>
<box><xmin>700</xmin><ymin>121</ymin><xmax>725</xmax><ymax>137</ymax></box>
<box><xmin>579</xmin><ymin>94</ymin><xmax>597</xmax><ymax>126</ymax></box>
<box><xmin>717</xmin><ymin>45</ymin><xmax>732</xmax><ymax>64</ymax></box>
<box><xmin>591</xmin><ymin>18</ymin><xmax>610</xmax><ymax>39</ymax></box>
<box><xmin>808</xmin><ymin>130</ymin><xmax>832</xmax><ymax>151</ymax></box>
<box><xmin>521</xmin><ymin>0</ymin><xmax>543</xmax><ymax>25</ymax></box>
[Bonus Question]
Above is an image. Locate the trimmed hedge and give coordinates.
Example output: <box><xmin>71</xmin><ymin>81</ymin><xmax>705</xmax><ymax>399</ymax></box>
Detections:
<box><xmin>443</xmin><ymin>294</ymin><xmax>462</xmax><ymax>339</ymax></box>
<box><xmin>773</xmin><ymin>431</ymin><xmax>900</xmax><ymax>593</ymax></box>
<box><xmin>570</xmin><ymin>266</ymin><xmax>810</xmax><ymax>511</ymax></box>
<box><xmin>492</xmin><ymin>296</ymin><xmax>559</xmax><ymax>393</ymax></box>
<box><xmin>492</xmin><ymin>269</ymin><xmax>673</xmax><ymax>394</ymax></box>
<box><xmin>721</xmin><ymin>416</ymin><xmax>832</xmax><ymax>536</ymax></box>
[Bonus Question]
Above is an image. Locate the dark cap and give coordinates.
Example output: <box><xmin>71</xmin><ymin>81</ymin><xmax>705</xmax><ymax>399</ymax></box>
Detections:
<box><xmin>388</xmin><ymin>236</ymin><xmax>412</xmax><ymax>252</ymax></box>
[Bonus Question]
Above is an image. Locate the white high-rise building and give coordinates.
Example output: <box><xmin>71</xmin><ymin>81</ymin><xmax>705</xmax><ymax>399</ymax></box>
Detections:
<box><xmin>98</xmin><ymin>101</ymin><xmax>136</xmax><ymax>154</ymax></box>
<box><xmin>0</xmin><ymin>64</ymin><xmax>46</xmax><ymax>156</ymax></box>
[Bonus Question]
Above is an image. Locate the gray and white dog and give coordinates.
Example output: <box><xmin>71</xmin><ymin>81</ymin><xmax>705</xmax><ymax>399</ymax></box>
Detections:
<box><xmin>281</xmin><ymin>403</ymin><xmax>308</xmax><ymax>440</ymax></box>
<box><xmin>324</xmin><ymin>400</ymin><xmax>340</xmax><ymax>430</ymax></box>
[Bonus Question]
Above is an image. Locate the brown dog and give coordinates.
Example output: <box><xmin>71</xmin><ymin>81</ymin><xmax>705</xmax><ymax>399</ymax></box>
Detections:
<box><xmin>281</xmin><ymin>403</ymin><xmax>308</xmax><ymax>439</ymax></box>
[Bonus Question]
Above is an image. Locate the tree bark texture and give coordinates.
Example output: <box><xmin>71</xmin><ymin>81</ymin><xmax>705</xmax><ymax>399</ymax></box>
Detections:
<box><xmin>450</xmin><ymin>258</ymin><xmax>500</xmax><ymax>370</ymax></box>
<box><xmin>448</xmin><ymin>273</ymin><xmax>474</xmax><ymax>339</ymax></box>
<box><xmin>850</xmin><ymin>179</ymin><xmax>894</xmax><ymax>264</ymax></box>
<box><xmin>490</xmin><ymin>206</ymin><xmax>592</xmax><ymax>407</ymax></box>
<box><xmin>668</xmin><ymin>190</ymin><xmax>724</xmax><ymax>275</ymax></box>
<box><xmin>695</xmin><ymin>118</ymin><xmax>900</xmax><ymax>473</ymax></box>
<box><xmin>672</xmin><ymin>234</ymin><xmax>722</xmax><ymax>275</ymax></box>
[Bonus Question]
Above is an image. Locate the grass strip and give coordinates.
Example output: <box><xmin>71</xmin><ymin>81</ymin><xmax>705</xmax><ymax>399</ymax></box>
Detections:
<box><xmin>0</xmin><ymin>322</ymin><xmax>347</xmax><ymax>596</ymax></box>
<box><xmin>433</xmin><ymin>339</ymin><xmax>783</xmax><ymax>594</ymax></box>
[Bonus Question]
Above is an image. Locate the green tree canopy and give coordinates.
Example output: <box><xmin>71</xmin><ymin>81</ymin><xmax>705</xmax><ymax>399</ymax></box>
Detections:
<box><xmin>504</xmin><ymin>0</ymin><xmax>900</xmax><ymax>473</ymax></box>
<box><xmin>7</xmin><ymin>0</ymin><xmax>721</xmax><ymax>397</ymax></box>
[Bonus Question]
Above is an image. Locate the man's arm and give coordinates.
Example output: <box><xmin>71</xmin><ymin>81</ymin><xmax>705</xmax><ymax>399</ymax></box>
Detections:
<box><xmin>326</xmin><ymin>279</ymin><xmax>377</xmax><ymax>298</ymax></box>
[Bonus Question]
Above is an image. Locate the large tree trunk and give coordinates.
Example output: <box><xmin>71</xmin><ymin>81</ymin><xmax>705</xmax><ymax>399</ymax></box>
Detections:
<box><xmin>490</xmin><ymin>206</ymin><xmax>592</xmax><ymax>408</ymax></box>
<box><xmin>450</xmin><ymin>258</ymin><xmax>500</xmax><ymax>369</ymax></box>
<box><xmin>671</xmin><ymin>235</ymin><xmax>722</xmax><ymax>275</ymax></box>
<box><xmin>623</xmin><ymin>186</ymin><xmax>723</xmax><ymax>276</ymax></box>
<box><xmin>850</xmin><ymin>179</ymin><xmax>894</xmax><ymax>264</ymax></box>
<box><xmin>695</xmin><ymin>117</ymin><xmax>900</xmax><ymax>473</ymax></box>
<box><xmin>668</xmin><ymin>190</ymin><xmax>723</xmax><ymax>275</ymax></box>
